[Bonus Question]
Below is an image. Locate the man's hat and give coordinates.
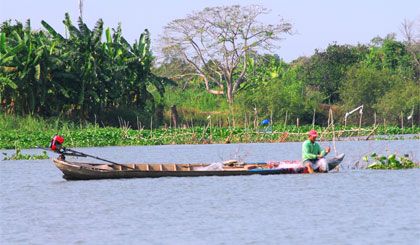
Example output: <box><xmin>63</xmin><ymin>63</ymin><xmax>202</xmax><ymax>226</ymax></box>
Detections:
<box><xmin>308</xmin><ymin>130</ymin><xmax>318</xmax><ymax>137</ymax></box>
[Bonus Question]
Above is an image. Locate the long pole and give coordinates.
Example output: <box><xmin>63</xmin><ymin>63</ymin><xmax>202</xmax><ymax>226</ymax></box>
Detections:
<box><xmin>37</xmin><ymin>146</ymin><xmax>133</xmax><ymax>169</ymax></box>
<box><xmin>358</xmin><ymin>109</ymin><xmax>363</xmax><ymax>138</ymax></box>
<box><xmin>78</xmin><ymin>0</ymin><xmax>83</xmax><ymax>19</ymax></box>
<box><xmin>312</xmin><ymin>108</ymin><xmax>316</xmax><ymax>129</ymax></box>
<box><xmin>65</xmin><ymin>148</ymin><xmax>135</xmax><ymax>170</ymax></box>
<box><xmin>65</xmin><ymin>148</ymin><xmax>119</xmax><ymax>165</ymax></box>
<box><xmin>330</xmin><ymin>108</ymin><xmax>337</xmax><ymax>156</ymax></box>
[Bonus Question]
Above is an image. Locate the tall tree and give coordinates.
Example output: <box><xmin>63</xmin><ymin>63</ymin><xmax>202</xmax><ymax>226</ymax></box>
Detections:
<box><xmin>299</xmin><ymin>43</ymin><xmax>368</xmax><ymax>104</ymax></box>
<box><xmin>400</xmin><ymin>18</ymin><xmax>420</xmax><ymax>80</ymax></box>
<box><xmin>159</xmin><ymin>5</ymin><xmax>292</xmax><ymax>104</ymax></box>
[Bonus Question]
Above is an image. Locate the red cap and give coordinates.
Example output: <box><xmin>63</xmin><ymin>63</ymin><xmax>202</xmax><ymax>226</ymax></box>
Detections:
<box><xmin>308</xmin><ymin>130</ymin><xmax>318</xmax><ymax>137</ymax></box>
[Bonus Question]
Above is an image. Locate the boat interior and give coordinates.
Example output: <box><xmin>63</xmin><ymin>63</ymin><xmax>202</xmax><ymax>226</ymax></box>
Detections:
<box><xmin>60</xmin><ymin>159</ymin><xmax>270</xmax><ymax>171</ymax></box>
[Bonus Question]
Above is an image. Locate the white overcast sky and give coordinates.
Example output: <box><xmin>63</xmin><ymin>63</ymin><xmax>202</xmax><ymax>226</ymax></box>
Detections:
<box><xmin>1</xmin><ymin>0</ymin><xmax>419</xmax><ymax>62</ymax></box>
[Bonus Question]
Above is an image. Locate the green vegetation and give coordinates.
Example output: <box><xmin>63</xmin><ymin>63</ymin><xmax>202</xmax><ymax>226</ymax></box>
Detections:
<box><xmin>1</xmin><ymin>115</ymin><xmax>418</xmax><ymax>149</ymax></box>
<box><xmin>1</xmin><ymin>15</ymin><xmax>168</xmax><ymax>127</ymax></box>
<box><xmin>364</xmin><ymin>152</ymin><xmax>419</xmax><ymax>169</ymax></box>
<box><xmin>161</xmin><ymin>38</ymin><xmax>419</xmax><ymax>127</ymax></box>
<box><xmin>2</xmin><ymin>149</ymin><xmax>48</xmax><ymax>160</ymax></box>
<box><xmin>1</xmin><ymin>6</ymin><xmax>419</xmax><ymax>136</ymax></box>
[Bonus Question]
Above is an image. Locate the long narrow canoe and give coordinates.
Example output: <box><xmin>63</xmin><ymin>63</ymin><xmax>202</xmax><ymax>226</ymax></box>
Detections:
<box><xmin>52</xmin><ymin>154</ymin><xmax>345</xmax><ymax>180</ymax></box>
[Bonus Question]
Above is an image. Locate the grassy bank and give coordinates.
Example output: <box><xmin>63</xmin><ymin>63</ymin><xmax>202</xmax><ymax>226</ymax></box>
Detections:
<box><xmin>1</xmin><ymin>115</ymin><xmax>419</xmax><ymax>150</ymax></box>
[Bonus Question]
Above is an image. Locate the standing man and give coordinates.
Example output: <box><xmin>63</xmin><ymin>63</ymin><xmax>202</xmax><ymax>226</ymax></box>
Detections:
<box><xmin>302</xmin><ymin>130</ymin><xmax>330</xmax><ymax>173</ymax></box>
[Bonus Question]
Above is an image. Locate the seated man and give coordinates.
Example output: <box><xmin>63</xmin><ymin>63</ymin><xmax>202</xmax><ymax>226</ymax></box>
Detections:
<box><xmin>302</xmin><ymin>130</ymin><xmax>330</xmax><ymax>173</ymax></box>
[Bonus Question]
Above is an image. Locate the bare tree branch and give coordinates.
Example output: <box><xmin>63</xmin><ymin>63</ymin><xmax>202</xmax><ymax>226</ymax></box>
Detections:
<box><xmin>400</xmin><ymin>18</ymin><xmax>420</xmax><ymax>77</ymax></box>
<box><xmin>158</xmin><ymin>5</ymin><xmax>292</xmax><ymax>103</ymax></box>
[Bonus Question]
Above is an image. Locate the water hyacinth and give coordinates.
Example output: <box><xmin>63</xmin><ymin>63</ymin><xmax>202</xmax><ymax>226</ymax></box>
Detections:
<box><xmin>364</xmin><ymin>152</ymin><xmax>419</xmax><ymax>169</ymax></box>
<box><xmin>3</xmin><ymin>149</ymin><xmax>49</xmax><ymax>160</ymax></box>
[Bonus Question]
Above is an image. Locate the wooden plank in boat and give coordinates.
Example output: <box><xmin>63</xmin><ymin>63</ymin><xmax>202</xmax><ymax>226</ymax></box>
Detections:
<box><xmin>124</xmin><ymin>164</ymin><xmax>135</xmax><ymax>170</ymax></box>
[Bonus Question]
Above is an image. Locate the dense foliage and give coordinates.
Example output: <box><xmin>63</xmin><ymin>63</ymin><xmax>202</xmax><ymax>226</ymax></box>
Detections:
<box><xmin>1</xmin><ymin>115</ymin><xmax>418</xmax><ymax>149</ymax></box>
<box><xmin>1</xmin><ymin>13</ymin><xmax>419</xmax><ymax>129</ymax></box>
<box><xmin>1</xmin><ymin>15</ymin><xmax>167</xmax><ymax>126</ymax></box>
<box><xmin>164</xmin><ymin>36</ymin><xmax>420</xmax><ymax>127</ymax></box>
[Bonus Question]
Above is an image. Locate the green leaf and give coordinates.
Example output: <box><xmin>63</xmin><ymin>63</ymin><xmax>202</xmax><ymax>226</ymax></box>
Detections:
<box><xmin>0</xmin><ymin>77</ymin><xmax>18</xmax><ymax>89</ymax></box>
<box><xmin>49</xmin><ymin>42</ymin><xmax>56</xmax><ymax>55</ymax></box>
<box><xmin>41</xmin><ymin>20</ymin><xmax>65</xmax><ymax>41</ymax></box>
<box><xmin>34</xmin><ymin>64</ymin><xmax>41</xmax><ymax>82</ymax></box>
<box><xmin>106</xmin><ymin>28</ymin><xmax>112</xmax><ymax>44</ymax></box>
<box><xmin>0</xmin><ymin>32</ymin><xmax>6</xmax><ymax>53</ymax></box>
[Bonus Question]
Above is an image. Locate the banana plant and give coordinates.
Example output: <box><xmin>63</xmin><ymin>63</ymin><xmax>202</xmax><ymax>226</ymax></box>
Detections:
<box><xmin>0</xmin><ymin>19</ymin><xmax>54</xmax><ymax>114</ymax></box>
<box><xmin>2</xmin><ymin>15</ymin><xmax>168</xmax><ymax>126</ymax></box>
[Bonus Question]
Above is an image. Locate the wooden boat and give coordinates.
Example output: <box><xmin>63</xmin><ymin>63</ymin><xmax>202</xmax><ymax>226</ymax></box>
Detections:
<box><xmin>52</xmin><ymin>154</ymin><xmax>345</xmax><ymax>180</ymax></box>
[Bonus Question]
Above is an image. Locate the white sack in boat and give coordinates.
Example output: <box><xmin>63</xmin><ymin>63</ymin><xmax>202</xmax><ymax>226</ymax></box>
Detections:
<box><xmin>268</xmin><ymin>161</ymin><xmax>302</xmax><ymax>169</ymax></box>
<box><xmin>193</xmin><ymin>162</ymin><xmax>224</xmax><ymax>171</ymax></box>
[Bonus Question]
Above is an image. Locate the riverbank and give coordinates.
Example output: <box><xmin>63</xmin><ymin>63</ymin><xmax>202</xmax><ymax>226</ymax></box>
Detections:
<box><xmin>1</xmin><ymin>115</ymin><xmax>418</xmax><ymax>149</ymax></box>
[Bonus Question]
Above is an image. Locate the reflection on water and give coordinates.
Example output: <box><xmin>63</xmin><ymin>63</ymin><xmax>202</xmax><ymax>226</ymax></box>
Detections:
<box><xmin>1</xmin><ymin>140</ymin><xmax>419</xmax><ymax>244</ymax></box>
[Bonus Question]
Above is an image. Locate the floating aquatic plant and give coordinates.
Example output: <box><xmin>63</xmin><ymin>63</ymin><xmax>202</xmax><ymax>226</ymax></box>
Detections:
<box><xmin>364</xmin><ymin>152</ymin><xmax>419</xmax><ymax>169</ymax></box>
<box><xmin>3</xmin><ymin>149</ymin><xmax>49</xmax><ymax>160</ymax></box>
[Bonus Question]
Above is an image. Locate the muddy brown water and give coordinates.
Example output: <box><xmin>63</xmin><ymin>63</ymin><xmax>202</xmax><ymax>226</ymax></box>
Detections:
<box><xmin>1</xmin><ymin>139</ymin><xmax>419</xmax><ymax>244</ymax></box>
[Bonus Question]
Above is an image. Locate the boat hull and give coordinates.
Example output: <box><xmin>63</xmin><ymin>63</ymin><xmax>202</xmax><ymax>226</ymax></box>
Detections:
<box><xmin>52</xmin><ymin>159</ymin><xmax>305</xmax><ymax>180</ymax></box>
<box><xmin>52</xmin><ymin>154</ymin><xmax>344</xmax><ymax>180</ymax></box>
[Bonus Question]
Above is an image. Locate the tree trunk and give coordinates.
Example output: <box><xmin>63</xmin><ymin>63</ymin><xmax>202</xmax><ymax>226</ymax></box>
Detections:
<box><xmin>156</xmin><ymin>103</ymin><xmax>164</xmax><ymax>126</ymax></box>
<box><xmin>226</xmin><ymin>84</ymin><xmax>234</xmax><ymax>105</ymax></box>
<box><xmin>171</xmin><ymin>105</ymin><xmax>178</xmax><ymax>128</ymax></box>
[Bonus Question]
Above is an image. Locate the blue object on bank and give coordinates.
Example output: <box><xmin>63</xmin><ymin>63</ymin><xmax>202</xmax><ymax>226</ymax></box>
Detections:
<box><xmin>261</xmin><ymin>119</ymin><xmax>270</xmax><ymax>125</ymax></box>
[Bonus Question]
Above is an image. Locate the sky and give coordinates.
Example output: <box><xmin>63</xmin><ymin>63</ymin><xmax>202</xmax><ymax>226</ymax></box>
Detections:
<box><xmin>1</xmin><ymin>0</ymin><xmax>419</xmax><ymax>62</ymax></box>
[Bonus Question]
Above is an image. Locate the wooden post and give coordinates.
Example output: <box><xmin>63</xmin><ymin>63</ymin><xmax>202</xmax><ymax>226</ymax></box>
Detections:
<box><xmin>344</xmin><ymin>118</ymin><xmax>347</xmax><ymax>132</ymax></box>
<box><xmin>408</xmin><ymin>106</ymin><xmax>414</xmax><ymax>134</ymax></box>
<box><xmin>374</xmin><ymin>112</ymin><xmax>376</xmax><ymax>127</ymax></box>
<box><xmin>150</xmin><ymin>116</ymin><xmax>153</xmax><ymax>139</ymax></box>
<box><xmin>244</xmin><ymin>110</ymin><xmax>247</xmax><ymax>131</ymax></box>
<box><xmin>358</xmin><ymin>110</ymin><xmax>363</xmax><ymax>137</ymax></box>
<box><xmin>171</xmin><ymin>105</ymin><xmax>178</xmax><ymax>128</ymax></box>
<box><xmin>254</xmin><ymin>106</ymin><xmax>258</xmax><ymax>130</ymax></box>
<box><xmin>412</xmin><ymin>117</ymin><xmax>414</xmax><ymax>134</ymax></box>
<box><xmin>384</xmin><ymin>119</ymin><xmax>387</xmax><ymax>136</ymax></box>
<box><xmin>330</xmin><ymin>108</ymin><xmax>337</xmax><ymax>156</ymax></box>
<box><xmin>231</xmin><ymin>106</ymin><xmax>236</xmax><ymax>128</ymax></box>
<box><xmin>297</xmin><ymin>118</ymin><xmax>300</xmax><ymax>133</ymax></box>
<box><xmin>312</xmin><ymin>108</ymin><xmax>316</xmax><ymax>129</ymax></box>
<box><xmin>327</xmin><ymin>110</ymin><xmax>331</xmax><ymax>129</ymax></box>
<box><xmin>401</xmin><ymin>111</ymin><xmax>404</xmax><ymax>130</ymax></box>
<box><xmin>209</xmin><ymin>115</ymin><xmax>212</xmax><ymax>141</ymax></box>
<box><xmin>284</xmin><ymin>110</ymin><xmax>288</xmax><ymax>131</ymax></box>
<box><xmin>270</xmin><ymin>110</ymin><xmax>273</xmax><ymax>141</ymax></box>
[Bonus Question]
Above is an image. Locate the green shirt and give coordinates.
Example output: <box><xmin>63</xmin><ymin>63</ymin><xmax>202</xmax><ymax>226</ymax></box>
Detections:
<box><xmin>302</xmin><ymin>139</ymin><xmax>327</xmax><ymax>162</ymax></box>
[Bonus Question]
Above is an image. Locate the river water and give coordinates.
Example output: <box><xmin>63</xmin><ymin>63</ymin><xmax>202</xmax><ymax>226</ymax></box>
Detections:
<box><xmin>1</xmin><ymin>140</ymin><xmax>419</xmax><ymax>244</ymax></box>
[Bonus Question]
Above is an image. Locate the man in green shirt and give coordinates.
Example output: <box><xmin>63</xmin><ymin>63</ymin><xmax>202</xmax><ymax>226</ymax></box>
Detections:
<box><xmin>302</xmin><ymin>130</ymin><xmax>330</xmax><ymax>173</ymax></box>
